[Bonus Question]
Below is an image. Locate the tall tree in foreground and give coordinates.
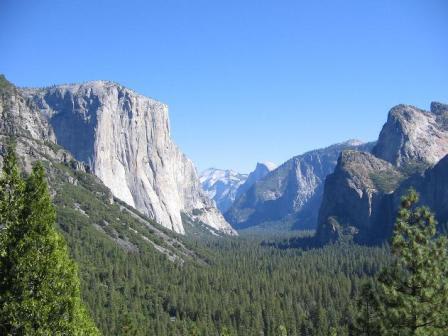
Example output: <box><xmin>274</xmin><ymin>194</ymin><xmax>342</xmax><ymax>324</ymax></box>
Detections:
<box><xmin>0</xmin><ymin>146</ymin><xmax>100</xmax><ymax>335</ymax></box>
<box><xmin>0</xmin><ymin>144</ymin><xmax>25</xmax><ymax>257</ymax></box>
<box><xmin>355</xmin><ymin>189</ymin><xmax>448</xmax><ymax>335</ymax></box>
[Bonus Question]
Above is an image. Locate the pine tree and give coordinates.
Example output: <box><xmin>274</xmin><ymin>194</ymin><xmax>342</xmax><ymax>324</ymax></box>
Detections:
<box><xmin>0</xmin><ymin>142</ymin><xmax>25</xmax><ymax>258</ymax></box>
<box><xmin>352</xmin><ymin>282</ymin><xmax>381</xmax><ymax>336</ymax></box>
<box><xmin>359</xmin><ymin>189</ymin><xmax>448</xmax><ymax>335</ymax></box>
<box><xmin>0</xmin><ymin>147</ymin><xmax>100</xmax><ymax>335</ymax></box>
<box><xmin>120</xmin><ymin>312</ymin><xmax>138</xmax><ymax>335</ymax></box>
<box><xmin>0</xmin><ymin>143</ymin><xmax>26</xmax><ymax>333</ymax></box>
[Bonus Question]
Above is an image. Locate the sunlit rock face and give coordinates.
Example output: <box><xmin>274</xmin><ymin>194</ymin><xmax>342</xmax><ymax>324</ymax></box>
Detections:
<box><xmin>317</xmin><ymin>102</ymin><xmax>448</xmax><ymax>244</ymax></box>
<box><xmin>26</xmin><ymin>81</ymin><xmax>235</xmax><ymax>235</ymax></box>
<box><xmin>373</xmin><ymin>102</ymin><xmax>448</xmax><ymax>167</ymax></box>
<box><xmin>0</xmin><ymin>75</ymin><xmax>54</xmax><ymax>143</ymax></box>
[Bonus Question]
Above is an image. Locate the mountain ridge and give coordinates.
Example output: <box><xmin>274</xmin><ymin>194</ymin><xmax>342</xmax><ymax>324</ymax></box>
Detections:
<box><xmin>317</xmin><ymin>102</ymin><xmax>448</xmax><ymax>244</ymax></box>
<box><xmin>200</xmin><ymin>161</ymin><xmax>277</xmax><ymax>214</ymax></box>
<box><xmin>225</xmin><ymin>139</ymin><xmax>375</xmax><ymax>231</ymax></box>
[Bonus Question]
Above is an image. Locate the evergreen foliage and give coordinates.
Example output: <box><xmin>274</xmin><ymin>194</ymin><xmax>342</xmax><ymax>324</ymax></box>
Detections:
<box><xmin>0</xmin><ymin>146</ymin><xmax>100</xmax><ymax>335</ymax></box>
<box><xmin>355</xmin><ymin>189</ymin><xmax>448</xmax><ymax>335</ymax></box>
<box><xmin>352</xmin><ymin>281</ymin><xmax>382</xmax><ymax>336</ymax></box>
<box><xmin>65</xmin><ymin>224</ymin><xmax>388</xmax><ymax>335</ymax></box>
<box><xmin>44</xmin><ymin>153</ymin><xmax>391</xmax><ymax>335</ymax></box>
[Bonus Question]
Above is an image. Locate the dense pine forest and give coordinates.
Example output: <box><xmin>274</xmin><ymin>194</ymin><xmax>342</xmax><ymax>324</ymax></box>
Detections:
<box><xmin>64</xmin><ymin>215</ymin><xmax>390</xmax><ymax>335</ymax></box>
<box><xmin>1</xmin><ymin>143</ymin><xmax>448</xmax><ymax>335</ymax></box>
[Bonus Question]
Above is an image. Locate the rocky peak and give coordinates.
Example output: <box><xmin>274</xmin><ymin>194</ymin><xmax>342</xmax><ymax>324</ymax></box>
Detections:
<box><xmin>317</xmin><ymin>150</ymin><xmax>401</xmax><ymax>243</ymax></box>
<box><xmin>26</xmin><ymin>81</ymin><xmax>235</xmax><ymax>235</ymax></box>
<box><xmin>430</xmin><ymin>101</ymin><xmax>448</xmax><ymax>115</ymax></box>
<box><xmin>317</xmin><ymin>101</ymin><xmax>448</xmax><ymax>244</ymax></box>
<box><xmin>235</xmin><ymin>161</ymin><xmax>277</xmax><ymax>196</ymax></box>
<box><xmin>372</xmin><ymin>103</ymin><xmax>448</xmax><ymax>167</ymax></box>
<box><xmin>257</xmin><ymin>161</ymin><xmax>277</xmax><ymax>172</ymax></box>
<box><xmin>25</xmin><ymin>81</ymin><xmax>168</xmax><ymax>165</ymax></box>
<box><xmin>200</xmin><ymin>168</ymin><xmax>248</xmax><ymax>213</ymax></box>
<box><xmin>335</xmin><ymin>150</ymin><xmax>399</xmax><ymax>188</ymax></box>
<box><xmin>0</xmin><ymin>75</ymin><xmax>54</xmax><ymax>143</ymax></box>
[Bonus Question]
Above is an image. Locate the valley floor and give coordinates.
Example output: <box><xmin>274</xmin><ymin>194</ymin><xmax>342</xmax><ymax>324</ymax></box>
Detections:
<box><xmin>68</xmin><ymin>223</ymin><xmax>390</xmax><ymax>335</ymax></box>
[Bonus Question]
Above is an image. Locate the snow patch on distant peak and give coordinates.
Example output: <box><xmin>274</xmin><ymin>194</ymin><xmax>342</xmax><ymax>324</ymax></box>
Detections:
<box><xmin>200</xmin><ymin>168</ymin><xmax>248</xmax><ymax>213</ymax></box>
<box><xmin>341</xmin><ymin>139</ymin><xmax>365</xmax><ymax>147</ymax></box>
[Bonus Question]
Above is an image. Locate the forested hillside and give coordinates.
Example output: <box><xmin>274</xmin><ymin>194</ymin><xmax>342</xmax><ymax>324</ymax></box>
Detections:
<box><xmin>66</xmin><ymin>225</ymin><xmax>389</xmax><ymax>335</ymax></box>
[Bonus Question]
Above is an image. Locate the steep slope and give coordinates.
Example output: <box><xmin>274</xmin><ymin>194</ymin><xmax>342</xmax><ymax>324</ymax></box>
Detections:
<box><xmin>225</xmin><ymin>140</ymin><xmax>373</xmax><ymax>231</ymax></box>
<box><xmin>316</xmin><ymin>151</ymin><xmax>402</xmax><ymax>244</ymax></box>
<box><xmin>387</xmin><ymin>154</ymin><xmax>448</xmax><ymax>231</ymax></box>
<box><xmin>25</xmin><ymin>81</ymin><xmax>235</xmax><ymax>235</ymax></box>
<box><xmin>235</xmin><ymin>161</ymin><xmax>277</xmax><ymax>199</ymax></box>
<box><xmin>317</xmin><ymin>102</ymin><xmax>448</xmax><ymax>244</ymax></box>
<box><xmin>200</xmin><ymin>168</ymin><xmax>248</xmax><ymax>213</ymax></box>
<box><xmin>0</xmin><ymin>74</ymin><xmax>54</xmax><ymax>143</ymax></box>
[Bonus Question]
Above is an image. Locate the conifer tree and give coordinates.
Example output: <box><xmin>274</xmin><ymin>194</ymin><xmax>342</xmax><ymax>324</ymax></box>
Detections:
<box><xmin>352</xmin><ymin>282</ymin><xmax>381</xmax><ymax>336</ymax></box>
<box><xmin>0</xmin><ymin>143</ymin><xmax>25</xmax><ymax>257</ymax></box>
<box><xmin>356</xmin><ymin>189</ymin><xmax>448</xmax><ymax>336</ymax></box>
<box><xmin>0</xmin><ymin>143</ymin><xmax>26</xmax><ymax>332</ymax></box>
<box><xmin>0</xmin><ymin>146</ymin><xmax>100</xmax><ymax>335</ymax></box>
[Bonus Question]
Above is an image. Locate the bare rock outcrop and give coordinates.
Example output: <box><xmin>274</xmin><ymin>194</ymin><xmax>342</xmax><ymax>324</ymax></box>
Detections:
<box><xmin>317</xmin><ymin>102</ymin><xmax>448</xmax><ymax>244</ymax></box>
<box><xmin>373</xmin><ymin>103</ymin><xmax>448</xmax><ymax>167</ymax></box>
<box><xmin>316</xmin><ymin>150</ymin><xmax>401</xmax><ymax>243</ymax></box>
<box><xmin>25</xmin><ymin>81</ymin><xmax>235</xmax><ymax>235</ymax></box>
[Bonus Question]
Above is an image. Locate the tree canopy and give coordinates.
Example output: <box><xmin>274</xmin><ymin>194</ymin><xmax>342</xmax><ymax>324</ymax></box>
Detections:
<box><xmin>355</xmin><ymin>189</ymin><xmax>448</xmax><ymax>336</ymax></box>
<box><xmin>0</xmin><ymin>145</ymin><xmax>100</xmax><ymax>335</ymax></box>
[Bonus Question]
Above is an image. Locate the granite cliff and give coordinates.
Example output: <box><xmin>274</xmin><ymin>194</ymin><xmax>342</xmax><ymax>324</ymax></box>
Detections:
<box><xmin>24</xmin><ymin>81</ymin><xmax>235</xmax><ymax>235</ymax></box>
<box><xmin>373</xmin><ymin>103</ymin><xmax>448</xmax><ymax>166</ymax></box>
<box><xmin>317</xmin><ymin>102</ymin><xmax>448</xmax><ymax>244</ymax></box>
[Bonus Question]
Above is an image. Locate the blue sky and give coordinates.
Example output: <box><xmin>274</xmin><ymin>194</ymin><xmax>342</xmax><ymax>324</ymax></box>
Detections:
<box><xmin>1</xmin><ymin>0</ymin><xmax>447</xmax><ymax>173</ymax></box>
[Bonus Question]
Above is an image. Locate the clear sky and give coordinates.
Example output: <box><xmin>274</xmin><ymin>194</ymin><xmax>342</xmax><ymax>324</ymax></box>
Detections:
<box><xmin>1</xmin><ymin>0</ymin><xmax>447</xmax><ymax>173</ymax></box>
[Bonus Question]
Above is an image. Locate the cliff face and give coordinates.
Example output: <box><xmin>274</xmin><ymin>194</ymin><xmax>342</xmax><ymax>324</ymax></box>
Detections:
<box><xmin>25</xmin><ymin>81</ymin><xmax>235</xmax><ymax>235</ymax></box>
<box><xmin>317</xmin><ymin>102</ymin><xmax>448</xmax><ymax>244</ymax></box>
<box><xmin>235</xmin><ymin>162</ymin><xmax>277</xmax><ymax>200</ymax></box>
<box><xmin>392</xmin><ymin>154</ymin><xmax>448</xmax><ymax>228</ymax></box>
<box><xmin>0</xmin><ymin>75</ymin><xmax>54</xmax><ymax>144</ymax></box>
<box><xmin>225</xmin><ymin>140</ymin><xmax>373</xmax><ymax>230</ymax></box>
<box><xmin>316</xmin><ymin>151</ymin><xmax>401</xmax><ymax>243</ymax></box>
<box><xmin>373</xmin><ymin>103</ymin><xmax>448</xmax><ymax>167</ymax></box>
<box><xmin>0</xmin><ymin>75</ymin><xmax>65</xmax><ymax>174</ymax></box>
<box><xmin>0</xmin><ymin>75</ymin><xmax>207</xmax><ymax>268</ymax></box>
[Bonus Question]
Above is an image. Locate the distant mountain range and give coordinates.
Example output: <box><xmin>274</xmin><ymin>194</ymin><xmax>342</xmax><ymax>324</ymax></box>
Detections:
<box><xmin>3</xmin><ymin>73</ymin><xmax>448</xmax><ymax>246</ymax></box>
<box><xmin>200</xmin><ymin>162</ymin><xmax>276</xmax><ymax>213</ymax></box>
<box><xmin>224</xmin><ymin>140</ymin><xmax>375</xmax><ymax>231</ymax></box>
<box><xmin>204</xmin><ymin>101</ymin><xmax>448</xmax><ymax>244</ymax></box>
